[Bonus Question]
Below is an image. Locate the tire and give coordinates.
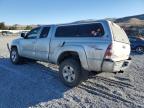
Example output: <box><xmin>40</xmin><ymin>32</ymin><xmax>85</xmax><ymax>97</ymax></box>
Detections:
<box><xmin>59</xmin><ymin>58</ymin><xmax>82</xmax><ymax>87</ymax></box>
<box><xmin>10</xmin><ymin>47</ymin><xmax>22</xmax><ymax>64</ymax></box>
<box><xmin>136</xmin><ymin>46</ymin><xmax>144</xmax><ymax>54</ymax></box>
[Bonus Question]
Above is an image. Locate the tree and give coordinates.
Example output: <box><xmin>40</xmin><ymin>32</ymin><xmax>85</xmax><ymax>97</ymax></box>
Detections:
<box><xmin>9</xmin><ymin>26</ymin><xmax>17</xmax><ymax>30</ymax></box>
<box><xmin>0</xmin><ymin>22</ymin><xmax>6</xmax><ymax>30</ymax></box>
<box><xmin>25</xmin><ymin>26</ymin><xmax>32</xmax><ymax>30</ymax></box>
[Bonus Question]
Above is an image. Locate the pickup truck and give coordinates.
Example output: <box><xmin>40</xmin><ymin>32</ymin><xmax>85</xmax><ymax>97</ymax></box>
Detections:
<box><xmin>8</xmin><ymin>20</ymin><xmax>131</xmax><ymax>87</ymax></box>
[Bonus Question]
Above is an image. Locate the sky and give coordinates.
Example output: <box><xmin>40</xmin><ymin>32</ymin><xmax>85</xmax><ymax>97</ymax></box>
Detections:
<box><xmin>0</xmin><ymin>0</ymin><xmax>144</xmax><ymax>25</ymax></box>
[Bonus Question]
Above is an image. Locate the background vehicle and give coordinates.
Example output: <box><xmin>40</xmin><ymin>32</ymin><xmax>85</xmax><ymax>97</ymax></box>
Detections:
<box><xmin>2</xmin><ymin>31</ymin><xmax>13</xmax><ymax>36</ymax></box>
<box><xmin>8</xmin><ymin>20</ymin><xmax>131</xmax><ymax>87</ymax></box>
<box><xmin>129</xmin><ymin>36</ymin><xmax>144</xmax><ymax>54</ymax></box>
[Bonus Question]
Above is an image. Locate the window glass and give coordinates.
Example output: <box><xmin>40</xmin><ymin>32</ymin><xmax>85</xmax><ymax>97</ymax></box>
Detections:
<box><xmin>26</xmin><ymin>27</ymin><xmax>41</xmax><ymax>39</ymax></box>
<box><xmin>55</xmin><ymin>23</ymin><xmax>104</xmax><ymax>37</ymax></box>
<box><xmin>78</xmin><ymin>23</ymin><xmax>104</xmax><ymax>37</ymax></box>
<box><xmin>129</xmin><ymin>37</ymin><xmax>136</xmax><ymax>42</ymax></box>
<box><xmin>40</xmin><ymin>27</ymin><xmax>50</xmax><ymax>38</ymax></box>
<box><xmin>110</xmin><ymin>23</ymin><xmax>129</xmax><ymax>44</ymax></box>
<box><xmin>55</xmin><ymin>25</ymin><xmax>78</xmax><ymax>37</ymax></box>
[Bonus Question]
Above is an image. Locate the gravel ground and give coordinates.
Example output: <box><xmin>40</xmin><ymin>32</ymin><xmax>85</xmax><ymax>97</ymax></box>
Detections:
<box><xmin>0</xmin><ymin>36</ymin><xmax>144</xmax><ymax>108</ymax></box>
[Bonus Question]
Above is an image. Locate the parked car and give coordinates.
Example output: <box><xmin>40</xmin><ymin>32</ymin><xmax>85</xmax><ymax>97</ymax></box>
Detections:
<box><xmin>7</xmin><ymin>20</ymin><xmax>131</xmax><ymax>87</ymax></box>
<box><xmin>129</xmin><ymin>36</ymin><xmax>144</xmax><ymax>54</ymax></box>
<box><xmin>2</xmin><ymin>31</ymin><xmax>13</xmax><ymax>36</ymax></box>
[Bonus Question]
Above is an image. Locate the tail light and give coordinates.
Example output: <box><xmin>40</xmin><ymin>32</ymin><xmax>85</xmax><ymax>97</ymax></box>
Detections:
<box><xmin>104</xmin><ymin>44</ymin><xmax>112</xmax><ymax>59</ymax></box>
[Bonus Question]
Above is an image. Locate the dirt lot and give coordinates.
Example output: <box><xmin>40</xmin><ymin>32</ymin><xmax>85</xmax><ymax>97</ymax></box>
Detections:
<box><xmin>0</xmin><ymin>36</ymin><xmax>144</xmax><ymax>108</ymax></box>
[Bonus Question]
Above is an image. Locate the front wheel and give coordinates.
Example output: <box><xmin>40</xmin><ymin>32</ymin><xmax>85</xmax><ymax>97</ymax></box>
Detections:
<box><xmin>10</xmin><ymin>47</ymin><xmax>22</xmax><ymax>64</ymax></box>
<box><xmin>136</xmin><ymin>46</ymin><xmax>144</xmax><ymax>54</ymax></box>
<box><xmin>59</xmin><ymin>58</ymin><xmax>82</xmax><ymax>87</ymax></box>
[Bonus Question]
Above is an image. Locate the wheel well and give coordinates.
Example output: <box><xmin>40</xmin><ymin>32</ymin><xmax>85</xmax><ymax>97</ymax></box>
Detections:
<box><xmin>11</xmin><ymin>46</ymin><xmax>17</xmax><ymax>50</ymax></box>
<box><xmin>136</xmin><ymin>45</ymin><xmax>144</xmax><ymax>48</ymax></box>
<box><xmin>135</xmin><ymin>45</ymin><xmax>144</xmax><ymax>50</ymax></box>
<box><xmin>58</xmin><ymin>51</ymin><xmax>80</xmax><ymax>64</ymax></box>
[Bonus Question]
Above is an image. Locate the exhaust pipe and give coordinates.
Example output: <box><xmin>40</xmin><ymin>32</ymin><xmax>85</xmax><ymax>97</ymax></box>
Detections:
<box><xmin>113</xmin><ymin>70</ymin><xmax>124</xmax><ymax>74</ymax></box>
<box><xmin>118</xmin><ymin>70</ymin><xmax>124</xmax><ymax>73</ymax></box>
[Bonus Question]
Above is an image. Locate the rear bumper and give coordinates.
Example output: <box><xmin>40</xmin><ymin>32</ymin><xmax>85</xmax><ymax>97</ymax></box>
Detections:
<box><xmin>102</xmin><ymin>57</ymin><xmax>131</xmax><ymax>72</ymax></box>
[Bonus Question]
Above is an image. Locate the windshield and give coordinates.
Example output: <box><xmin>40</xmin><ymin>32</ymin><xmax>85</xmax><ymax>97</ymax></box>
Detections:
<box><xmin>110</xmin><ymin>22</ymin><xmax>130</xmax><ymax>44</ymax></box>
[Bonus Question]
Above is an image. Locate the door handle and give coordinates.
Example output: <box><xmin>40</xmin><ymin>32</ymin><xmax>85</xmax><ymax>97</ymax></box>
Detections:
<box><xmin>60</xmin><ymin>41</ymin><xmax>65</xmax><ymax>47</ymax></box>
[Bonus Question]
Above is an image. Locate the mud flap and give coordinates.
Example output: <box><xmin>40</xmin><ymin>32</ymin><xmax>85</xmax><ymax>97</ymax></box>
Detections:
<box><xmin>7</xmin><ymin>43</ymin><xmax>10</xmax><ymax>53</ymax></box>
<box><xmin>81</xmin><ymin>69</ymin><xmax>89</xmax><ymax>80</ymax></box>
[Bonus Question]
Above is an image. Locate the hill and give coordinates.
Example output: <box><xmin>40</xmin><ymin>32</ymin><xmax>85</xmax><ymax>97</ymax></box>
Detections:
<box><xmin>115</xmin><ymin>14</ymin><xmax>144</xmax><ymax>26</ymax></box>
<box><xmin>115</xmin><ymin>14</ymin><xmax>144</xmax><ymax>23</ymax></box>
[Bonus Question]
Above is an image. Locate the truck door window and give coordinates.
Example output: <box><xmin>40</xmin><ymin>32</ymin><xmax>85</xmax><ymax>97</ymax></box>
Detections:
<box><xmin>26</xmin><ymin>27</ymin><xmax>41</xmax><ymax>39</ymax></box>
<box><xmin>40</xmin><ymin>27</ymin><xmax>50</xmax><ymax>38</ymax></box>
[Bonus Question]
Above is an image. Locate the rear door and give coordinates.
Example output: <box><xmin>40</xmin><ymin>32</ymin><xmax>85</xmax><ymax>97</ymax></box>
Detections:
<box><xmin>35</xmin><ymin>26</ymin><xmax>51</xmax><ymax>61</ymax></box>
<box><xmin>109</xmin><ymin>22</ymin><xmax>130</xmax><ymax>61</ymax></box>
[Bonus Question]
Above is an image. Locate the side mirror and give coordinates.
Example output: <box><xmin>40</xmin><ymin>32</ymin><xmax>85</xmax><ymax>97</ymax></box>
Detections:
<box><xmin>21</xmin><ymin>33</ymin><xmax>26</xmax><ymax>38</ymax></box>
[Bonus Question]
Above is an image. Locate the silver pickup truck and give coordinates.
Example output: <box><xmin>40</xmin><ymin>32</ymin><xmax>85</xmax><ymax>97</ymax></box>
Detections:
<box><xmin>8</xmin><ymin>20</ymin><xmax>131</xmax><ymax>87</ymax></box>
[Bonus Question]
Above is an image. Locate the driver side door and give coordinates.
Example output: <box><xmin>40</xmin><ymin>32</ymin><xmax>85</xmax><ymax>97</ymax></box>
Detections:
<box><xmin>19</xmin><ymin>27</ymin><xmax>41</xmax><ymax>59</ymax></box>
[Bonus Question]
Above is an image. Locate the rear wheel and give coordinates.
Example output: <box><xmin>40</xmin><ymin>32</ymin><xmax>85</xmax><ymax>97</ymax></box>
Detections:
<box><xmin>136</xmin><ymin>46</ymin><xmax>144</xmax><ymax>54</ymax></box>
<box><xmin>10</xmin><ymin>47</ymin><xmax>22</xmax><ymax>64</ymax></box>
<box><xmin>59</xmin><ymin>58</ymin><xmax>82</xmax><ymax>87</ymax></box>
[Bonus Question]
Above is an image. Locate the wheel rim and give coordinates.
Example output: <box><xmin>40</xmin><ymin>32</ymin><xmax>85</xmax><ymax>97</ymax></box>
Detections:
<box><xmin>62</xmin><ymin>65</ymin><xmax>76</xmax><ymax>83</ymax></box>
<box><xmin>136</xmin><ymin>47</ymin><xmax>144</xmax><ymax>53</ymax></box>
<box><xmin>11</xmin><ymin>50</ymin><xmax>17</xmax><ymax>62</ymax></box>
